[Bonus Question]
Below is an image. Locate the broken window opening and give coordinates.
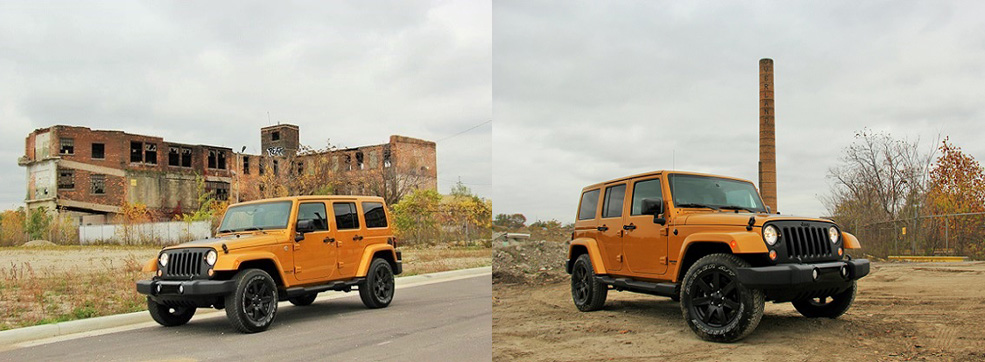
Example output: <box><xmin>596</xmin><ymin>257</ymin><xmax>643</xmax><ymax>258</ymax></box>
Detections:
<box><xmin>91</xmin><ymin>174</ymin><xmax>106</xmax><ymax>195</ymax></box>
<box><xmin>60</xmin><ymin>138</ymin><xmax>74</xmax><ymax>155</ymax></box>
<box><xmin>345</xmin><ymin>155</ymin><xmax>352</xmax><ymax>171</ymax></box>
<box><xmin>168</xmin><ymin>147</ymin><xmax>180</xmax><ymax>166</ymax></box>
<box><xmin>58</xmin><ymin>169</ymin><xmax>74</xmax><ymax>189</ymax></box>
<box><xmin>273</xmin><ymin>160</ymin><xmax>279</xmax><ymax>174</ymax></box>
<box><xmin>296</xmin><ymin>161</ymin><xmax>304</xmax><ymax>175</ymax></box>
<box><xmin>91</xmin><ymin>143</ymin><xmax>105</xmax><ymax>159</ymax></box>
<box><xmin>243</xmin><ymin>156</ymin><xmax>250</xmax><ymax>174</ymax></box>
<box><xmin>217</xmin><ymin>151</ymin><xmax>226</xmax><ymax>169</ymax></box>
<box><xmin>181</xmin><ymin>148</ymin><xmax>192</xmax><ymax>167</ymax></box>
<box><xmin>206</xmin><ymin>181</ymin><xmax>230</xmax><ymax>201</ymax></box>
<box><xmin>130</xmin><ymin>141</ymin><xmax>143</xmax><ymax>163</ymax></box>
<box><xmin>208</xmin><ymin>150</ymin><xmax>217</xmax><ymax>169</ymax></box>
<box><xmin>271</xmin><ymin>131</ymin><xmax>280</xmax><ymax>141</ymax></box>
<box><xmin>356</xmin><ymin>152</ymin><xmax>364</xmax><ymax>170</ymax></box>
<box><xmin>383</xmin><ymin>146</ymin><xmax>392</xmax><ymax>168</ymax></box>
<box><xmin>144</xmin><ymin>143</ymin><xmax>157</xmax><ymax>165</ymax></box>
<box><xmin>258</xmin><ymin>158</ymin><xmax>265</xmax><ymax>175</ymax></box>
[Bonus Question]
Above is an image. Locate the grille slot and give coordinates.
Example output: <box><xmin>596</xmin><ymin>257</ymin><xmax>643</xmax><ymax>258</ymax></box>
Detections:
<box><xmin>165</xmin><ymin>250</ymin><xmax>204</xmax><ymax>278</ymax></box>
<box><xmin>782</xmin><ymin>224</ymin><xmax>835</xmax><ymax>261</ymax></box>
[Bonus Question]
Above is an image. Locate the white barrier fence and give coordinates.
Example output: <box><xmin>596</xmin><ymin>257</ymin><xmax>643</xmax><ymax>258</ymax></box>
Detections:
<box><xmin>79</xmin><ymin>221</ymin><xmax>212</xmax><ymax>245</ymax></box>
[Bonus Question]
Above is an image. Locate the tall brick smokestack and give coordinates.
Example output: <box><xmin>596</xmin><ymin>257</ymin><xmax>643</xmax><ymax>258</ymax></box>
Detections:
<box><xmin>759</xmin><ymin>58</ymin><xmax>777</xmax><ymax>212</ymax></box>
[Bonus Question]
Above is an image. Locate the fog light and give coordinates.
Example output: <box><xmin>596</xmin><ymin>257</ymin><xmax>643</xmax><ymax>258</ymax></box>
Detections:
<box><xmin>841</xmin><ymin>265</ymin><xmax>849</xmax><ymax>278</ymax></box>
<box><xmin>812</xmin><ymin>268</ymin><xmax>819</xmax><ymax>280</ymax></box>
<box><xmin>838</xmin><ymin>247</ymin><xmax>843</xmax><ymax>256</ymax></box>
<box><xmin>768</xmin><ymin>250</ymin><xmax>777</xmax><ymax>260</ymax></box>
<box><xmin>208</xmin><ymin>269</ymin><xmax>214</xmax><ymax>277</ymax></box>
<box><xmin>156</xmin><ymin>284</ymin><xmax>162</xmax><ymax>293</ymax></box>
<box><xmin>179</xmin><ymin>285</ymin><xmax>184</xmax><ymax>294</ymax></box>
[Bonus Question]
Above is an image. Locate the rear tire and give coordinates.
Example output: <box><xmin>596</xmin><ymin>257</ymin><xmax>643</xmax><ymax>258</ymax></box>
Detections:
<box><xmin>225</xmin><ymin>269</ymin><xmax>279</xmax><ymax>333</ymax></box>
<box><xmin>359</xmin><ymin>258</ymin><xmax>395</xmax><ymax>309</ymax></box>
<box><xmin>792</xmin><ymin>281</ymin><xmax>857</xmax><ymax>318</ymax></box>
<box><xmin>289</xmin><ymin>293</ymin><xmax>318</xmax><ymax>306</ymax></box>
<box><xmin>680</xmin><ymin>253</ymin><xmax>764</xmax><ymax>343</ymax></box>
<box><xmin>570</xmin><ymin>254</ymin><xmax>607</xmax><ymax>312</ymax></box>
<box><xmin>147</xmin><ymin>297</ymin><xmax>195</xmax><ymax>327</ymax></box>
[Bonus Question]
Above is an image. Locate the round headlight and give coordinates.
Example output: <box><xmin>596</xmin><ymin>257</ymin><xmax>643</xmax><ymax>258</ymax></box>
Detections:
<box><xmin>159</xmin><ymin>252</ymin><xmax>169</xmax><ymax>267</ymax></box>
<box><xmin>205</xmin><ymin>250</ymin><xmax>217</xmax><ymax>266</ymax></box>
<box><xmin>829</xmin><ymin>226</ymin><xmax>839</xmax><ymax>243</ymax></box>
<box><xmin>763</xmin><ymin>225</ymin><xmax>779</xmax><ymax>245</ymax></box>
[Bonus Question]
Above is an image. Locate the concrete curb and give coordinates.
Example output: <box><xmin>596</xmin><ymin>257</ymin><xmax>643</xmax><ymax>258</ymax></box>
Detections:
<box><xmin>0</xmin><ymin>266</ymin><xmax>491</xmax><ymax>347</ymax></box>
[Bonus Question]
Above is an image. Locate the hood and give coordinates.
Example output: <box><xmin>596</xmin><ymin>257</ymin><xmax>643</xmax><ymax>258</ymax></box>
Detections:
<box><xmin>682</xmin><ymin>212</ymin><xmax>834</xmax><ymax>227</ymax></box>
<box><xmin>163</xmin><ymin>231</ymin><xmax>287</xmax><ymax>251</ymax></box>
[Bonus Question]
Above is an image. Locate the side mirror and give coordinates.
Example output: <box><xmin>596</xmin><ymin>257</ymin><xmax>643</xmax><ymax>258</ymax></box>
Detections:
<box><xmin>641</xmin><ymin>198</ymin><xmax>666</xmax><ymax>225</ymax></box>
<box><xmin>295</xmin><ymin>219</ymin><xmax>315</xmax><ymax>242</ymax></box>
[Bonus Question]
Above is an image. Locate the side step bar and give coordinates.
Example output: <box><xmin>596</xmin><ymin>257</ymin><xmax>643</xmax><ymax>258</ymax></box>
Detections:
<box><xmin>281</xmin><ymin>278</ymin><xmax>364</xmax><ymax>300</ymax></box>
<box><xmin>596</xmin><ymin>276</ymin><xmax>679</xmax><ymax>299</ymax></box>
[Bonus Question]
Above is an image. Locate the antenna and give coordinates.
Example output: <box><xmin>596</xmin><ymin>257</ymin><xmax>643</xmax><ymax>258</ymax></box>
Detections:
<box><xmin>673</xmin><ymin>150</ymin><xmax>676</xmax><ymax>170</ymax></box>
<box><xmin>267</xmin><ymin>111</ymin><xmax>271</xmax><ymax>125</ymax></box>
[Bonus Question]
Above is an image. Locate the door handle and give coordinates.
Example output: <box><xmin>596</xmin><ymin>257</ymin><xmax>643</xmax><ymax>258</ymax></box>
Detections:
<box><xmin>353</xmin><ymin>235</ymin><xmax>364</xmax><ymax>241</ymax></box>
<box><xmin>324</xmin><ymin>237</ymin><xmax>335</xmax><ymax>243</ymax></box>
<box><xmin>597</xmin><ymin>225</ymin><xmax>609</xmax><ymax>232</ymax></box>
<box><xmin>623</xmin><ymin>223</ymin><xmax>636</xmax><ymax>231</ymax></box>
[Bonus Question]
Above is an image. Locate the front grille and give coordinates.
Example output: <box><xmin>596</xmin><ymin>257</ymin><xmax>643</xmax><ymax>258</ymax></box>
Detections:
<box><xmin>771</xmin><ymin>221</ymin><xmax>839</xmax><ymax>263</ymax></box>
<box><xmin>164</xmin><ymin>249</ymin><xmax>206</xmax><ymax>278</ymax></box>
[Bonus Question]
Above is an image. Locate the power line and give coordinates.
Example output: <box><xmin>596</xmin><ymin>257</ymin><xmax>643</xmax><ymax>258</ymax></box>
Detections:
<box><xmin>436</xmin><ymin>120</ymin><xmax>491</xmax><ymax>143</ymax></box>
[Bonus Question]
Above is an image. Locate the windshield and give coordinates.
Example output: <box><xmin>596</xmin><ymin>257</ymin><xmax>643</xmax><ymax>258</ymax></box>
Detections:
<box><xmin>218</xmin><ymin>201</ymin><xmax>293</xmax><ymax>232</ymax></box>
<box><xmin>669</xmin><ymin>174</ymin><xmax>766</xmax><ymax>213</ymax></box>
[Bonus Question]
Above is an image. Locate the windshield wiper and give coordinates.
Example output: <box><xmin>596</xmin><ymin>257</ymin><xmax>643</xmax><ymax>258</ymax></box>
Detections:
<box><xmin>719</xmin><ymin>206</ymin><xmax>755</xmax><ymax>213</ymax></box>
<box><xmin>677</xmin><ymin>203</ymin><xmax>720</xmax><ymax>211</ymax></box>
<box><xmin>243</xmin><ymin>227</ymin><xmax>264</xmax><ymax>231</ymax></box>
<box><xmin>218</xmin><ymin>229</ymin><xmax>234</xmax><ymax>233</ymax></box>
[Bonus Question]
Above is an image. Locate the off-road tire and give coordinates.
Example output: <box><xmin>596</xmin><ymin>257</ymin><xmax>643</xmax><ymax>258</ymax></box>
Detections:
<box><xmin>225</xmin><ymin>269</ymin><xmax>279</xmax><ymax>333</ymax></box>
<box><xmin>147</xmin><ymin>297</ymin><xmax>196</xmax><ymax>327</ymax></box>
<box><xmin>792</xmin><ymin>281</ymin><xmax>857</xmax><ymax>319</ymax></box>
<box><xmin>680</xmin><ymin>253</ymin><xmax>765</xmax><ymax>343</ymax></box>
<box><xmin>289</xmin><ymin>293</ymin><xmax>318</xmax><ymax>306</ymax></box>
<box><xmin>571</xmin><ymin>254</ymin><xmax>608</xmax><ymax>312</ymax></box>
<box><xmin>359</xmin><ymin>258</ymin><xmax>395</xmax><ymax>309</ymax></box>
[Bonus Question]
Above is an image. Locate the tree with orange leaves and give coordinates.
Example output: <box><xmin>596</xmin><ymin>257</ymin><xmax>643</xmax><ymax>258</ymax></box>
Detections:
<box><xmin>926</xmin><ymin>138</ymin><xmax>985</xmax><ymax>258</ymax></box>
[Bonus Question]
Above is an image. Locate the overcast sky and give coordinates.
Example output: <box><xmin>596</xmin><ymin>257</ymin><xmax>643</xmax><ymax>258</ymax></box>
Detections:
<box><xmin>0</xmin><ymin>0</ymin><xmax>491</xmax><ymax>211</ymax></box>
<box><xmin>493</xmin><ymin>0</ymin><xmax>985</xmax><ymax>222</ymax></box>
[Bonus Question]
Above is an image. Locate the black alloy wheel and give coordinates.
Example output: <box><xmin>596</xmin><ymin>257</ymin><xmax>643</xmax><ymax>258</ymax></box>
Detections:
<box><xmin>225</xmin><ymin>268</ymin><xmax>279</xmax><ymax>333</ymax></box>
<box><xmin>680</xmin><ymin>253</ymin><xmax>764</xmax><ymax>342</ymax></box>
<box><xmin>359</xmin><ymin>258</ymin><xmax>395</xmax><ymax>309</ymax></box>
<box><xmin>570</xmin><ymin>254</ymin><xmax>607</xmax><ymax>311</ymax></box>
<box><xmin>243</xmin><ymin>278</ymin><xmax>276</xmax><ymax>322</ymax></box>
<box><xmin>572</xmin><ymin>262</ymin><xmax>591</xmax><ymax>305</ymax></box>
<box><xmin>688</xmin><ymin>268</ymin><xmax>741</xmax><ymax>328</ymax></box>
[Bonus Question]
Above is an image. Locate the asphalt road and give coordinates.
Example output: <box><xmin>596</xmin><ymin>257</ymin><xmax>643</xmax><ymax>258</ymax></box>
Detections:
<box><xmin>0</xmin><ymin>274</ymin><xmax>491</xmax><ymax>361</ymax></box>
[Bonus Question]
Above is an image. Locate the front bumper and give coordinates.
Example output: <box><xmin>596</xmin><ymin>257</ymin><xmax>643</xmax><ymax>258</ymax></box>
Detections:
<box><xmin>136</xmin><ymin>279</ymin><xmax>236</xmax><ymax>297</ymax></box>
<box><xmin>736</xmin><ymin>258</ymin><xmax>870</xmax><ymax>289</ymax></box>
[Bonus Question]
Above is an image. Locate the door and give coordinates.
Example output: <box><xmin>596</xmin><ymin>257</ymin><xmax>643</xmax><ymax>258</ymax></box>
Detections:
<box><xmin>331</xmin><ymin>201</ymin><xmax>362</xmax><ymax>278</ymax></box>
<box><xmin>293</xmin><ymin>202</ymin><xmax>336</xmax><ymax>281</ymax></box>
<box><xmin>359</xmin><ymin>201</ymin><xmax>390</xmax><ymax>247</ymax></box>
<box><xmin>623</xmin><ymin>177</ymin><xmax>669</xmax><ymax>275</ymax></box>
<box><xmin>598</xmin><ymin>183</ymin><xmax>627</xmax><ymax>272</ymax></box>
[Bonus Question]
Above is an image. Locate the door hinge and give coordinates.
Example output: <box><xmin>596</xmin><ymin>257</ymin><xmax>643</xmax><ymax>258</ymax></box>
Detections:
<box><xmin>616</xmin><ymin>254</ymin><xmax>623</xmax><ymax>262</ymax></box>
<box><xmin>295</xmin><ymin>267</ymin><xmax>302</xmax><ymax>274</ymax></box>
<box><xmin>659</xmin><ymin>256</ymin><xmax>667</xmax><ymax>264</ymax></box>
<box><xmin>337</xmin><ymin>262</ymin><xmax>344</xmax><ymax>269</ymax></box>
<box><xmin>660</xmin><ymin>228</ymin><xmax>668</xmax><ymax>236</ymax></box>
<box><xmin>294</xmin><ymin>244</ymin><xmax>302</xmax><ymax>251</ymax></box>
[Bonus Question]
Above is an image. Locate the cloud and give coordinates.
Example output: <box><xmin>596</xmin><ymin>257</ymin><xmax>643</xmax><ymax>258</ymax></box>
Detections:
<box><xmin>0</xmin><ymin>0</ymin><xmax>491</xmax><ymax>211</ymax></box>
<box><xmin>493</xmin><ymin>0</ymin><xmax>985</xmax><ymax>222</ymax></box>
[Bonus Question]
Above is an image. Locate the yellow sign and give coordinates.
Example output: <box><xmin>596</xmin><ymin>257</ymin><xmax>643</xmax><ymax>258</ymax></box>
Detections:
<box><xmin>130</xmin><ymin>179</ymin><xmax>137</xmax><ymax>186</ymax></box>
<box><xmin>901</xmin><ymin>227</ymin><xmax>907</xmax><ymax>235</ymax></box>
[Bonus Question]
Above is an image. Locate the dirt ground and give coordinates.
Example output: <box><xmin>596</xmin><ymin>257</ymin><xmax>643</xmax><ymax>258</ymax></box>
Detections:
<box><xmin>493</xmin><ymin>242</ymin><xmax>985</xmax><ymax>361</ymax></box>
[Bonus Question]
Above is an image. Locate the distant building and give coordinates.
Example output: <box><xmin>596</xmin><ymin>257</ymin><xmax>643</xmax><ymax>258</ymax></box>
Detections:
<box><xmin>19</xmin><ymin>124</ymin><xmax>436</xmax><ymax>224</ymax></box>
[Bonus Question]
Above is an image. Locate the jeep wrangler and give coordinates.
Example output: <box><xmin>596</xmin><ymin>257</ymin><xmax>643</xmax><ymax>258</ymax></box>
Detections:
<box><xmin>136</xmin><ymin>195</ymin><xmax>402</xmax><ymax>333</ymax></box>
<box><xmin>567</xmin><ymin>171</ymin><xmax>869</xmax><ymax>342</ymax></box>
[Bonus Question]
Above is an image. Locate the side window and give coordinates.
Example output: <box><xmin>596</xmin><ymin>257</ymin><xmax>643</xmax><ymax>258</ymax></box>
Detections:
<box><xmin>631</xmin><ymin>179</ymin><xmax>663</xmax><ymax>215</ymax></box>
<box><xmin>577</xmin><ymin>189</ymin><xmax>600</xmax><ymax>220</ymax></box>
<box><xmin>362</xmin><ymin>202</ymin><xmax>388</xmax><ymax>228</ymax></box>
<box><xmin>297</xmin><ymin>203</ymin><xmax>328</xmax><ymax>231</ymax></box>
<box><xmin>333</xmin><ymin>202</ymin><xmax>360</xmax><ymax>230</ymax></box>
<box><xmin>602</xmin><ymin>184</ymin><xmax>626</xmax><ymax>218</ymax></box>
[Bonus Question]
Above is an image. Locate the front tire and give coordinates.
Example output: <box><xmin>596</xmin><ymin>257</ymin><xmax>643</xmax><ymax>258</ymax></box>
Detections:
<box><xmin>225</xmin><ymin>269</ymin><xmax>279</xmax><ymax>333</ymax></box>
<box><xmin>680</xmin><ymin>253</ymin><xmax>764</xmax><ymax>343</ymax></box>
<box><xmin>289</xmin><ymin>293</ymin><xmax>318</xmax><ymax>306</ymax></box>
<box><xmin>147</xmin><ymin>297</ymin><xmax>195</xmax><ymax>327</ymax></box>
<box><xmin>359</xmin><ymin>258</ymin><xmax>395</xmax><ymax>309</ymax></box>
<box><xmin>792</xmin><ymin>281</ymin><xmax>857</xmax><ymax>318</ymax></box>
<box><xmin>571</xmin><ymin>254</ymin><xmax>607</xmax><ymax>312</ymax></box>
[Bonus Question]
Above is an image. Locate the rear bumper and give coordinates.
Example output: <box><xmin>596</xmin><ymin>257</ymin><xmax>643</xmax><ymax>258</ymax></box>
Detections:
<box><xmin>736</xmin><ymin>258</ymin><xmax>870</xmax><ymax>289</ymax></box>
<box><xmin>136</xmin><ymin>279</ymin><xmax>236</xmax><ymax>297</ymax></box>
<box><xmin>394</xmin><ymin>251</ymin><xmax>403</xmax><ymax>275</ymax></box>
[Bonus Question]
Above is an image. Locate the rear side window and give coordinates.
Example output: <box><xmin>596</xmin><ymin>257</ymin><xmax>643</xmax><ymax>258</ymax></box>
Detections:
<box><xmin>333</xmin><ymin>202</ymin><xmax>360</xmax><ymax>230</ymax></box>
<box><xmin>577</xmin><ymin>189</ymin><xmax>600</xmax><ymax>220</ymax></box>
<box><xmin>362</xmin><ymin>202</ymin><xmax>388</xmax><ymax>228</ymax></box>
<box><xmin>631</xmin><ymin>179</ymin><xmax>663</xmax><ymax>215</ymax></box>
<box><xmin>602</xmin><ymin>184</ymin><xmax>626</xmax><ymax>218</ymax></box>
<box><xmin>297</xmin><ymin>203</ymin><xmax>328</xmax><ymax>231</ymax></box>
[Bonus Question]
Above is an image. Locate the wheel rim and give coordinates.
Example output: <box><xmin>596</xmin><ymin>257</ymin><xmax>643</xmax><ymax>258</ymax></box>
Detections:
<box><xmin>689</xmin><ymin>269</ymin><xmax>741</xmax><ymax>328</ymax></box>
<box><xmin>572</xmin><ymin>263</ymin><xmax>590</xmax><ymax>304</ymax></box>
<box><xmin>243</xmin><ymin>277</ymin><xmax>275</xmax><ymax>323</ymax></box>
<box><xmin>373</xmin><ymin>265</ymin><xmax>393</xmax><ymax>302</ymax></box>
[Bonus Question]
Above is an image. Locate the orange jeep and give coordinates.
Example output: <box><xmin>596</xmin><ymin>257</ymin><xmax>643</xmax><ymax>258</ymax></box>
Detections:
<box><xmin>567</xmin><ymin>171</ymin><xmax>869</xmax><ymax>342</ymax></box>
<box><xmin>136</xmin><ymin>195</ymin><xmax>402</xmax><ymax>333</ymax></box>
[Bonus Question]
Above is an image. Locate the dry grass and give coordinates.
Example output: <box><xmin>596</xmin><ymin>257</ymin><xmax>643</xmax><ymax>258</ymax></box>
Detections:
<box><xmin>0</xmin><ymin>245</ymin><xmax>489</xmax><ymax>330</ymax></box>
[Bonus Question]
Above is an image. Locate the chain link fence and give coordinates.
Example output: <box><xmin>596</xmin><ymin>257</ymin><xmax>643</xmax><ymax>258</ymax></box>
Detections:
<box><xmin>841</xmin><ymin>212</ymin><xmax>985</xmax><ymax>260</ymax></box>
